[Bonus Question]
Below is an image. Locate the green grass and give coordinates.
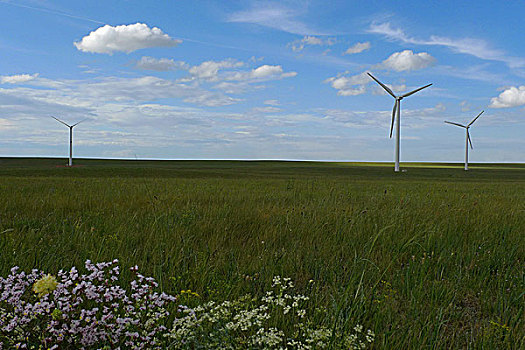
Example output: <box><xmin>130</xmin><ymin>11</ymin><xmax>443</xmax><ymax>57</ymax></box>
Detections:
<box><xmin>0</xmin><ymin>158</ymin><xmax>523</xmax><ymax>348</ymax></box>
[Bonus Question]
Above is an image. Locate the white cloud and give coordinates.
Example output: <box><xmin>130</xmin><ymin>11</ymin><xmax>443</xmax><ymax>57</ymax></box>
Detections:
<box><xmin>252</xmin><ymin>65</ymin><xmax>285</xmax><ymax>78</ymax></box>
<box><xmin>0</xmin><ymin>62</ymin><xmax>295</xmax><ymax>114</ymax></box>
<box><xmin>0</xmin><ymin>75</ymin><xmax>239</xmax><ymax>112</ymax></box>
<box><xmin>369</xmin><ymin>22</ymin><xmax>525</xmax><ymax>68</ymax></box>
<box><xmin>380</xmin><ymin>50</ymin><xmax>435</xmax><ymax>71</ymax></box>
<box><xmin>264</xmin><ymin>99</ymin><xmax>280</xmax><ymax>106</ymax></box>
<box><xmin>435</xmin><ymin>103</ymin><xmax>446</xmax><ymax>112</ymax></box>
<box><xmin>251</xmin><ymin>106</ymin><xmax>282</xmax><ymax>113</ymax></box>
<box><xmin>227</xmin><ymin>65</ymin><xmax>297</xmax><ymax>81</ymax></box>
<box><xmin>288</xmin><ymin>35</ymin><xmax>335</xmax><ymax>52</ymax></box>
<box><xmin>141</xmin><ymin>59</ymin><xmax>297</xmax><ymax>95</ymax></box>
<box><xmin>302</xmin><ymin>36</ymin><xmax>323</xmax><ymax>45</ymax></box>
<box><xmin>490</xmin><ymin>86</ymin><xmax>525</xmax><ymax>108</ymax></box>
<box><xmin>324</xmin><ymin>72</ymin><xmax>368</xmax><ymax>89</ymax></box>
<box><xmin>0</xmin><ymin>73</ymin><xmax>39</xmax><ymax>84</ymax></box>
<box><xmin>344</xmin><ymin>42</ymin><xmax>370</xmax><ymax>55</ymax></box>
<box><xmin>460</xmin><ymin>100</ymin><xmax>471</xmax><ymax>112</ymax></box>
<box><xmin>179</xmin><ymin>60</ymin><xmax>296</xmax><ymax>87</ymax></box>
<box><xmin>369</xmin><ymin>22</ymin><xmax>410</xmax><ymax>42</ymax></box>
<box><xmin>183</xmin><ymin>94</ymin><xmax>241</xmax><ymax>107</ymax></box>
<box><xmin>213</xmin><ymin>81</ymin><xmax>251</xmax><ymax>94</ymax></box>
<box><xmin>74</xmin><ymin>23</ymin><xmax>181</xmax><ymax>54</ymax></box>
<box><xmin>85</xmin><ymin>76</ymin><xmax>240</xmax><ymax>107</ymax></box>
<box><xmin>0</xmin><ymin>118</ymin><xmax>16</xmax><ymax>130</ymax></box>
<box><xmin>189</xmin><ymin>60</ymin><xmax>244</xmax><ymax>81</ymax></box>
<box><xmin>263</xmin><ymin>113</ymin><xmax>320</xmax><ymax>127</ymax></box>
<box><xmin>324</xmin><ymin>71</ymin><xmax>369</xmax><ymax>96</ymax></box>
<box><xmin>337</xmin><ymin>86</ymin><xmax>366</xmax><ymax>96</ymax></box>
<box><xmin>135</xmin><ymin>57</ymin><xmax>188</xmax><ymax>71</ymax></box>
<box><xmin>227</xmin><ymin>3</ymin><xmax>323</xmax><ymax>35</ymax></box>
<box><xmin>321</xmin><ymin>103</ymin><xmax>449</xmax><ymax>130</ymax></box>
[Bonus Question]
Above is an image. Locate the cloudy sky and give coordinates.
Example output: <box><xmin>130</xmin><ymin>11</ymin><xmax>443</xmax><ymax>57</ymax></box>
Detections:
<box><xmin>1</xmin><ymin>0</ymin><xmax>524</xmax><ymax>162</ymax></box>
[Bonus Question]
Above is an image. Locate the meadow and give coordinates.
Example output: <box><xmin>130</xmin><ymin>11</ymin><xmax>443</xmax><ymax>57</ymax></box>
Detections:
<box><xmin>0</xmin><ymin>158</ymin><xmax>523</xmax><ymax>348</ymax></box>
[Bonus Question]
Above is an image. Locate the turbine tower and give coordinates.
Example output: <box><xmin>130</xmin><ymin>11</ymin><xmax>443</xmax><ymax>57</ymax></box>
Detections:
<box><xmin>367</xmin><ymin>73</ymin><xmax>432</xmax><ymax>172</ymax></box>
<box><xmin>444</xmin><ymin>110</ymin><xmax>484</xmax><ymax>171</ymax></box>
<box><xmin>52</xmin><ymin>117</ymin><xmax>86</xmax><ymax>167</ymax></box>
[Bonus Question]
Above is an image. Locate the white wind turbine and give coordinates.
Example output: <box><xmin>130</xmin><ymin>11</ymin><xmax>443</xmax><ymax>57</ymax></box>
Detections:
<box><xmin>444</xmin><ymin>110</ymin><xmax>484</xmax><ymax>171</ymax></box>
<box><xmin>367</xmin><ymin>73</ymin><xmax>432</xmax><ymax>172</ymax></box>
<box><xmin>52</xmin><ymin>116</ymin><xmax>86</xmax><ymax>167</ymax></box>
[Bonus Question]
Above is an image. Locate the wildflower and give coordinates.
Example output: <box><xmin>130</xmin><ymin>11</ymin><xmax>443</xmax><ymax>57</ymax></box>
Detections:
<box><xmin>2</xmin><ymin>263</ymin><xmax>375</xmax><ymax>349</ymax></box>
<box><xmin>32</xmin><ymin>274</ymin><xmax>58</xmax><ymax>297</ymax></box>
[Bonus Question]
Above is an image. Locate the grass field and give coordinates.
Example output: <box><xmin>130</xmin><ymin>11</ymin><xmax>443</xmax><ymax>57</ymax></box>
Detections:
<box><xmin>0</xmin><ymin>158</ymin><xmax>523</xmax><ymax>348</ymax></box>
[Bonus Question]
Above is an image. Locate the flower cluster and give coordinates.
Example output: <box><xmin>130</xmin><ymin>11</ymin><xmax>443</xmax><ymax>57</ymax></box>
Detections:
<box><xmin>169</xmin><ymin>275</ymin><xmax>374</xmax><ymax>349</ymax></box>
<box><xmin>32</xmin><ymin>274</ymin><xmax>58</xmax><ymax>298</ymax></box>
<box><xmin>0</xmin><ymin>260</ymin><xmax>176</xmax><ymax>349</ymax></box>
<box><xmin>0</xmin><ymin>261</ymin><xmax>375</xmax><ymax>349</ymax></box>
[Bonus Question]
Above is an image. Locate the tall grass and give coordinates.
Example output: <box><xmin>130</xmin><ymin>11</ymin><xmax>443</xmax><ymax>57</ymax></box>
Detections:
<box><xmin>0</xmin><ymin>159</ymin><xmax>523</xmax><ymax>348</ymax></box>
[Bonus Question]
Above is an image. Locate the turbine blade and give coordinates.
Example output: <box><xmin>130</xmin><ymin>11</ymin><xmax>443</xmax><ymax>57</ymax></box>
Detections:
<box><xmin>444</xmin><ymin>121</ymin><xmax>466</xmax><ymax>128</ymax></box>
<box><xmin>390</xmin><ymin>100</ymin><xmax>397</xmax><ymax>138</ymax></box>
<box><xmin>367</xmin><ymin>72</ymin><xmax>396</xmax><ymax>98</ymax></box>
<box><xmin>52</xmin><ymin>116</ymin><xmax>70</xmax><ymax>127</ymax></box>
<box><xmin>468</xmin><ymin>110</ymin><xmax>484</xmax><ymax>126</ymax></box>
<box><xmin>467</xmin><ymin>131</ymin><xmax>473</xmax><ymax>149</ymax></box>
<box><xmin>401</xmin><ymin>83</ymin><xmax>432</xmax><ymax>98</ymax></box>
<box><xmin>72</xmin><ymin>118</ymin><xmax>88</xmax><ymax>127</ymax></box>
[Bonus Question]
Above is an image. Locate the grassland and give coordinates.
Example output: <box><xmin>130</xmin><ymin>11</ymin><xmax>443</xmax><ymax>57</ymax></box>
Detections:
<box><xmin>0</xmin><ymin>158</ymin><xmax>523</xmax><ymax>348</ymax></box>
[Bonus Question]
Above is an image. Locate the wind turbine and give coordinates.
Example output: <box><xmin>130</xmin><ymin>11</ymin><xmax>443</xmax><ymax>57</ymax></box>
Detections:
<box><xmin>444</xmin><ymin>110</ymin><xmax>484</xmax><ymax>171</ymax></box>
<box><xmin>52</xmin><ymin>117</ymin><xmax>86</xmax><ymax>167</ymax></box>
<box><xmin>367</xmin><ymin>73</ymin><xmax>432</xmax><ymax>172</ymax></box>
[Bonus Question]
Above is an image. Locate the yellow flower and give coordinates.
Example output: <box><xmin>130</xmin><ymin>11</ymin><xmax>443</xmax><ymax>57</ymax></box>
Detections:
<box><xmin>33</xmin><ymin>274</ymin><xmax>58</xmax><ymax>298</ymax></box>
<box><xmin>180</xmin><ymin>289</ymin><xmax>200</xmax><ymax>298</ymax></box>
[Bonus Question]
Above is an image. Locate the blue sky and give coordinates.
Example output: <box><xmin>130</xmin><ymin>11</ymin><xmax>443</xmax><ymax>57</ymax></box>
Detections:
<box><xmin>0</xmin><ymin>0</ymin><xmax>524</xmax><ymax>162</ymax></box>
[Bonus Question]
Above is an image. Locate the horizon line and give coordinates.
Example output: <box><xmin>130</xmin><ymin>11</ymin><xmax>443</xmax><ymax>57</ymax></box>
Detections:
<box><xmin>0</xmin><ymin>156</ymin><xmax>523</xmax><ymax>165</ymax></box>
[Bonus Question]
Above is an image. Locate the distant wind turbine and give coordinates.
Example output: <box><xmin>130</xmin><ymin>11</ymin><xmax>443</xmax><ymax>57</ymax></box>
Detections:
<box><xmin>367</xmin><ymin>72</ymin><xmax>432</xmax><ymax>172</ymax></box>
<box><xmin>444</xmin><ymin>110</ymin><xmax>484</xmax><ymax>171</ymax></box>
<box><xmin>52</xmin><ymin>116</ymin><xmax>86</xmax><ymax>167</ymax></box>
